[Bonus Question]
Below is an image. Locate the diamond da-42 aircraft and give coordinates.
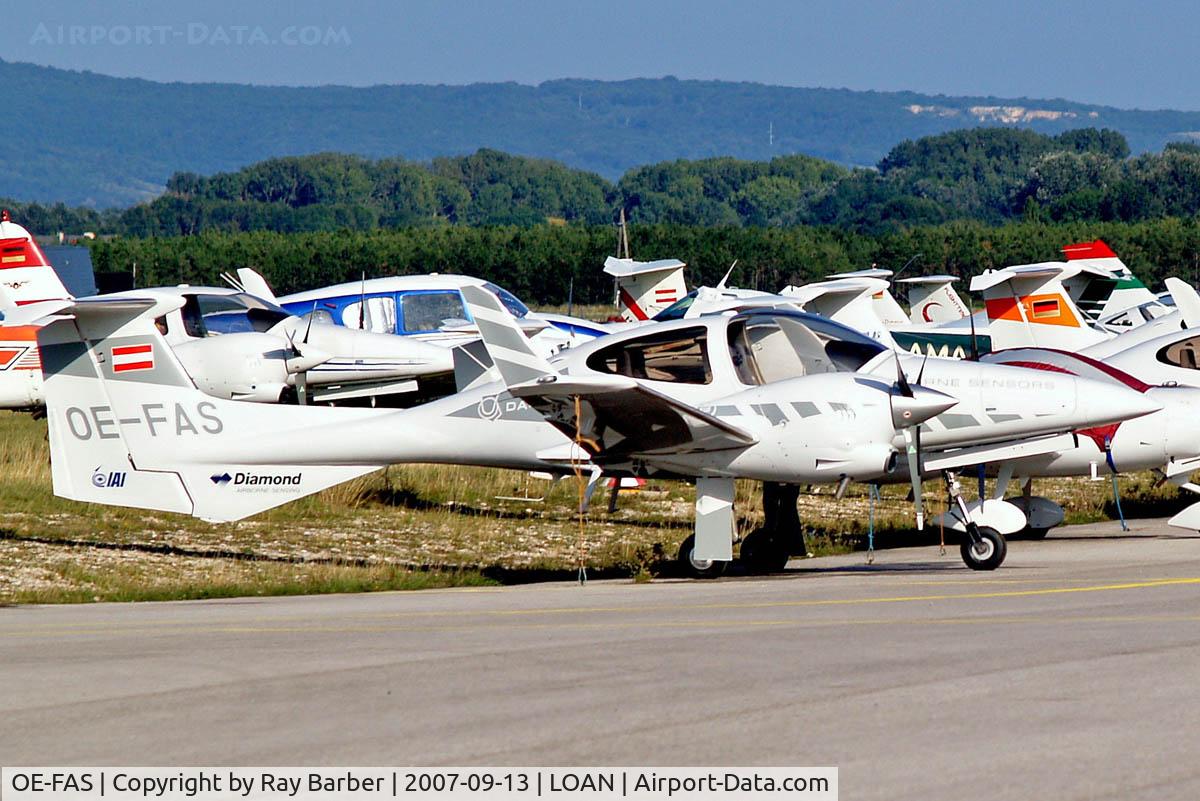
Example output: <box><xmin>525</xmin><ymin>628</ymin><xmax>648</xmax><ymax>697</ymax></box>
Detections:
<box><xmin>36</xmin><ymin>288</ymin><xmax>1158</xmax><ymax>575</ymax></box>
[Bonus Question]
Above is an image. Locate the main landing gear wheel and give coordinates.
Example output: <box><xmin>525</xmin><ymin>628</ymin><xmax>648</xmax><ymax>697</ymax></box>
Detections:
<box><xmin>739</xmin><ymin>528</ymin><xmax>790</xmax><ymax>574</ymax></box>
<box><xmin>960</xmin><ymin>526</ymin><xmax>1007</xmax><ymax>571</ymax></box>
<box><xmin>677</xmin><ymin>535</ymin><xmax>727</xmax><ymax>579</ymax></box>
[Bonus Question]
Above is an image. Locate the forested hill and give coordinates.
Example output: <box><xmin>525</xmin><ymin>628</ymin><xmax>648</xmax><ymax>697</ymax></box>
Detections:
<box><xmin>8</xmin><ymin>57</ymin><xmax>1200</xmax><ymax>207</ymax></box>
<box><xmin>22</xmin><ymin>128</ymin><xmax>1200</xmax><ymax>236</ymax></box>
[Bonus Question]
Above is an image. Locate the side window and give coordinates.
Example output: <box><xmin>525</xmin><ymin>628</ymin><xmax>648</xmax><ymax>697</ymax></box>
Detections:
<box><xmin>302</xmin><ymin>309</ymin><xmax>336</xmax><ymax>327</ymax></box>
<box><xmin>180</xmin><ymin>296</ymin><xmax>206</xmax><ymax>338</ymax></box>
<box><xmin>400</xmin><ymin>291</ymin><xmax>467</xmax><ymax>333</ymax></box>
<box><xmin>586</xmin><ymin>327</ymin><xmax>712</xmax><ymax>384</ymax></box>
<box><xmin>1159</xmin><ymin>336</ymin><xmax>1200</xmax><ymax>370</ymax></box>
<box><xmin>342</xmin><ymin>295</ymin><xmax>397</xmax><ymax>333</ymax></box>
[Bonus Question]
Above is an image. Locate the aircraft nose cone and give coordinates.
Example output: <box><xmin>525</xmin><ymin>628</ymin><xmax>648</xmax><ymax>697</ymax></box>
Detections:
<box><xmin>1072</xmin><ymin>378</ymin><xmax>1162</xmax><ymax>428</ymax></box>
<box><xmin>891</xmin><ymin>385</ymin><xmax>959</xmax><ymax>429</ymax></box>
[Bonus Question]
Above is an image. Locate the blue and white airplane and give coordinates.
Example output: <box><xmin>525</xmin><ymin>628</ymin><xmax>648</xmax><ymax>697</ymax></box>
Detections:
<box><xmin>232</xmin><ymin>269</ymin><xmax>613</xmax><ymax>358</ymax></box>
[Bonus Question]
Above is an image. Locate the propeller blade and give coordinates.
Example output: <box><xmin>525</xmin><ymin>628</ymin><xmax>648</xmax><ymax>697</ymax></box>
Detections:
<box><xmin>303</xmin><ymin>301</ymin><xmax>317</xmax><ymax>344</ymax></box>
<box><xmin>903</xmin><ymin>426</ymin><xmax>924</xmax><ymax>530</ymax></box>
<box><xmin>894</xmin><ymin>351</ymin><xmax>913</xmax><ymax>398</ymax></box>
<box><xmin>916</xmin><ymin>353</ymin><xmax>929</xmax><ymax>385</ymax></box>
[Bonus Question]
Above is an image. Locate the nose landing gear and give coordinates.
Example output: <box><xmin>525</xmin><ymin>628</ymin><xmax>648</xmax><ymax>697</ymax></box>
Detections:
<box><xmin>944</xmin><ymin>470</ymin><xmax>1007</xmax><ymax>570</ymax></box>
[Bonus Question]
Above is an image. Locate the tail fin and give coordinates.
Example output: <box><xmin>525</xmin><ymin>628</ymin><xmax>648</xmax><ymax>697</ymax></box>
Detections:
<box><xmin>898</xmin><ymin>275</ymin><xmax>970</xmax><ymax>324</ymax></box>
<box><xmin>1165</xmin><ymin>277</ymin><xmax>1200</xmax><ymax>329</ymax></box>
<box><xmin>39</xmin><ymin>298</ymin><xmax>382</xmax><ymax>521</ymax></box>
<box><xmin>603</xmin><ymin>257</ymin><xmax>687</xmax><ymax>321</ymax></box>
<box><xmin>460</xmin><ymin>285</ymin><xmax>557</xmax><ymax>385</ymax></box>
<box><xmin>235</xmin><ymin>267</ymin><xmax>278</xmax><ymax>302</ymax></box>
<box><xmin>1062</xmin><ymin>239</ymin><xmax>1128</xmax><ymax>275</ymax></box>
<box><xmin>782</xmin><ymin>277</ymin><xmax>897</xmax><ymax>347</ymax></box>
<box><xmin>0</xmin><ymin>212</ymin><xmax>71</xmax><ymax>310</ymax></box>
<box><xmin>1061</xmin><ymin>239</ymin><xmax>1155</xmax><ymax>318</ymax></box>
<box><xmin>970</xmin><ymin>264</ymin><xmax>1109</xmax><ymax>351</ymax></box>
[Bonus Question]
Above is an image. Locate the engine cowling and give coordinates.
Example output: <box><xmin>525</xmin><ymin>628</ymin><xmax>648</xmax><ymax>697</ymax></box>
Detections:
<box><xmin>173</xmin><ymin>333</ymin><xmax>296</xmax><ymax>403</ymax></box>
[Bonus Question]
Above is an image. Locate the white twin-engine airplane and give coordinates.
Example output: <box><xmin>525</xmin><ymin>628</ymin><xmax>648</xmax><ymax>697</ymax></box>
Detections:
<box><xmin>38</xmin><ymin>287</ymin><xmax>1157</xmax><ymax>576</ymax></box>
<box><xmin>0</xmin><ymin>214</ymin><xmax>453</xmax><ymax>408</ymax></box>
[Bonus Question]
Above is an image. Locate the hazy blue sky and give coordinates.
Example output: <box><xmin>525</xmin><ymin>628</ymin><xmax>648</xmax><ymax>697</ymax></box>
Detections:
<box><xmin>2</xmin><ymin>0</ymin><xmax>1196</xmax><ymax>110</ymax></box>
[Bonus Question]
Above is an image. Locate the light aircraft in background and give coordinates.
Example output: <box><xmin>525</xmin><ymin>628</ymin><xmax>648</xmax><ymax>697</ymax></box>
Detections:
<box><xmin>36</xmin><ymin>287</ymin><xmax>1157</xmax><ymax>576</ymax></box>
<box><xmin>236</xmin><ymin>270</ymin><xmax>612</xmax><ymax>356</ymax></box>
<box><xmin>0</xmin><ymin>212</ymin><xmax>453</xmax><ymax>408</ymax></box>
<box><xmin>929</xmin><ymin>268</ymin><xmax>1200</xmax><ymax>538</ymax></box>
<box><xmin>606</xmin><ymin>258</ymin><xmax>903</xmax><ymax>347</ymax></box>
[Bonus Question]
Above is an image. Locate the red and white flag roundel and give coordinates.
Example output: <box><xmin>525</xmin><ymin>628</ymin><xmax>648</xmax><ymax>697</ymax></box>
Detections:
<box><xmin>111</xmin><ymin>343</ymin><xmax>154</xmax><ymax>373</ymax></box>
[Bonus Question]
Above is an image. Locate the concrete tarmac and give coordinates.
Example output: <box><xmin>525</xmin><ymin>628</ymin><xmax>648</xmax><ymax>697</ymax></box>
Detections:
<box><xmin>3</xmin><ymin>517</ymin><xmax>1200</xmax><ymax>800</ymax></box>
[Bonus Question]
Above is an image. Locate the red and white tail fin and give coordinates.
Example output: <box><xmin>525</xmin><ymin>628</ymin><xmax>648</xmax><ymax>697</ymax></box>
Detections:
<box><xmin>970</xmin><ymin>263</ymin><xmax>1109</xmax><ymax>351</ymax></box>
<box><xmin>898</xmin><ymin>275</ymin><xmax>970</xmax><ymax>324</ymax></box>
<box><xmin>0</xmin><ymin>211</ymin><xmax>71</xmax><ymax>310</ymax></box>
<box><xmin>603</xmin><ymin>256</ymin><xmax>687</xmax><ymax>321</ymax></box>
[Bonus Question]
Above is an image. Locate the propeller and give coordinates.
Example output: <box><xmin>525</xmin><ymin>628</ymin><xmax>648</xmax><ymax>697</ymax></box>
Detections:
<box><xmin>282</xmin><ymin>313</ymin><xmax>330</xmax><ymax>406</ymax></box>
<box><xmin>889</xmin><ymin>352</ymin><xmax>955</xmax><ymax>530</ymax></box>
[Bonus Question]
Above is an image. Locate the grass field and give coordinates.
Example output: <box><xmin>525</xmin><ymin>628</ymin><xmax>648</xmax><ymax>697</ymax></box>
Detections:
<box><xmin>0</xmin><ymin>404</ymin><xmax>1193</xmax><ymax>604</ymax></box>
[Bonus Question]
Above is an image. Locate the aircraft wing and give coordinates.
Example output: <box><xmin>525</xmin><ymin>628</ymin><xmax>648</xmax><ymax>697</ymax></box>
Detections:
<box><xmin>922</xmin><ymin>432</ymin><xmax>1078</xmax><ymax>472</ymax></box>
<box><xmin>461</xmin><ymin>285</ymin><xmax>756</xmax><ymax>463</ymax></box>
<box><xmin>508</xmin><ymin>375</ymin><xmax>756</xmax><ymax>462</ymax></box>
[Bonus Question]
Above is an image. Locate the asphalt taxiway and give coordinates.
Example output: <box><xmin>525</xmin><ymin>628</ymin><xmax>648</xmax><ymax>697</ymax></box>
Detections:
<box><xmin>3</xmin><ymin>517</ymin><xmax>1200</xmax><ymax>800</ymax></box>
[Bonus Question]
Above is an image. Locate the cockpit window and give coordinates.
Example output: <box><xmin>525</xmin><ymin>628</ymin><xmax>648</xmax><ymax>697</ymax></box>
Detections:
<box><xmin>727</xmin><ymin>313</ymin><xmax>885</xmax><ymax>385</ymax></box>
<box><xmin>181</xmin><ymin>293</ymin><xmax>291</xmax><ymax>337</ymax></box>
<box><xmin>587</xmin><ymin>326</ymin><xmax>712</xmax><ymax>384</ymax></box>
<box><xmin>484</xmin><ymin>282</ymin><xmax>529</xmax><ymax>318</ymax></box>
<box><xmin>1159</xmin><ymin>335</ymin><xmax>1200</xmax><ymax>370</ymax></box>
<box><xmin>653</xmin><ymin>290</ymin><xmax>698</xmax><ymax>321</ymax></box>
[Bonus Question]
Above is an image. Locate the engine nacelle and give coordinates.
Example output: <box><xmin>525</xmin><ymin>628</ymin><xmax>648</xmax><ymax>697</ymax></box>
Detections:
<box><xmin>173</xmin><ymin>333</ymin><xmax>292</xmax><ymax>403</ymax></box>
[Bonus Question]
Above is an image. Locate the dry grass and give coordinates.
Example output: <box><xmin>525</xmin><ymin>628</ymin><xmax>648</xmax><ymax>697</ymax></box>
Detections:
<box><xmin>0</xmin><ymin>410</ymin><xmax>1192</xmax><ymax>604</ymax></box>
<box><xmin>535</xmin><ymin>302</ymin><xmax>618</xmax><ymax>321</ymax></box>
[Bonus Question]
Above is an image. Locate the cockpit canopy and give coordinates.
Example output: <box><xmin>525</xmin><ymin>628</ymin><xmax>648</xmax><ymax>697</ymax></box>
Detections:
<box><xmin>585</xmin><ymin>310</ymin><xmax>885</xmax><ymax>386</ymax></box>
<box><xmin>180</xmin><ymin>292</ymin><xmax>292</xmax><ymax>337</ymax></box>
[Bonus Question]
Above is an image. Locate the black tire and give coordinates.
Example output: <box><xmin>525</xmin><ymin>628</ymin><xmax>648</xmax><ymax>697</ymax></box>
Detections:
<box><xmin>740</xmin><ymin>528</ymin><xmax>790</xmax><ymax>574</ymax></box>
<box><xmin>1023</xmin><ymin>526</ymin><xmax>1050</xmax><ymax>540</ymax></box>
<box><xmin>960</xmin><ymin>526</ymin><xmax>1007</xmax><ymax>571</ymax></box>
<box><xmin>677</xmin><ymin>535</ymin><xmax>727</xmax><ymax>579</ymax></box>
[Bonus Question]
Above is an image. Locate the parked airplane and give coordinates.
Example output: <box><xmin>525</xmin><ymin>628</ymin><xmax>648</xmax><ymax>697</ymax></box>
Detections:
<box><xmin>37</xmin><ymin>288</ymin><xmax>1156</xmax><ymax>576</ymax></box>
<box><xmin>246</xmin><ymin>271</ymin><xmax>612</xmax><ymax>356</ymax></box>
<box><xmin>0</xmin><ymin>213</ymin><xmax>453</xmax><ymax>407</ymax></box>
<box><xmin>608</xmin><ymin>259</ymin><xmax>901</xmax><ymax>346</ymax></box>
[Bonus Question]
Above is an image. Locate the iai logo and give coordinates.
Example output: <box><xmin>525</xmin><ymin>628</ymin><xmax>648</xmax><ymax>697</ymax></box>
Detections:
<box><xmin>91</xmin><ymin>467</ymin><xmax>126</xmax><ymax>488</ymax></box>
<box><xmin>210</xmin><ymin>472</ymin><xmax>233</xmax><ymax>486</ymax></box>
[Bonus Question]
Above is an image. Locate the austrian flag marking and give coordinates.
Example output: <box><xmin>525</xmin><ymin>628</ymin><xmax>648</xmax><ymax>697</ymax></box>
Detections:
<box><xmin>111</xmin><ymin>343</ymin><xmax>154</xmax><ymax>373</ymax></box>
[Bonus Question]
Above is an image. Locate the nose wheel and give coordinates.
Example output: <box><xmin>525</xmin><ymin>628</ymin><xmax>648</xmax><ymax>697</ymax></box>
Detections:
<box><xmin>944</xmin><ymin>471</ymin><xmax>1008</xmax><ymax>571</ymax></box>
<box><xmin>959</xmin><ymin>525</ymin><xmax>1006</xmax><ymax>570</ymax></box>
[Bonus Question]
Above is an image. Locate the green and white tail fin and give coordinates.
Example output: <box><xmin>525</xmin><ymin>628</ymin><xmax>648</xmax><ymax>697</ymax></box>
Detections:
<box><xmin>39</xmin><ymin>298</ymin><xmax>382</xmax><ymax>522</ymax></box>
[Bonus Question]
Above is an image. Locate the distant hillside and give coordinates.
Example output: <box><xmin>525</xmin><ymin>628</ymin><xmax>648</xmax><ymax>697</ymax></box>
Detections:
<box><xmin>6</xmin><ymin>58</ymin><xmax>1200</xmax><ymax>207</ymax></box>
